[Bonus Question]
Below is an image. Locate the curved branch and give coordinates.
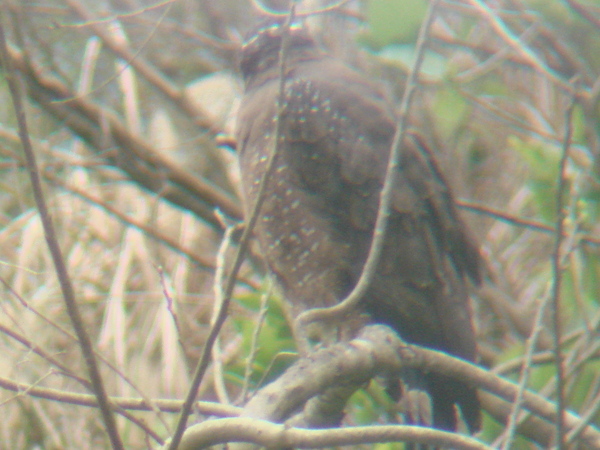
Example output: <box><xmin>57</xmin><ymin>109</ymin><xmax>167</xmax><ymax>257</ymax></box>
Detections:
<box><xmin>216</xmin><ymin>325</ymin><xmax>600</xmax><ymax>449</ymax></box>
<box><xmin>173</xmin><ymin>417</ymin><xmax>491</xmax><ymax>450</ymax></box>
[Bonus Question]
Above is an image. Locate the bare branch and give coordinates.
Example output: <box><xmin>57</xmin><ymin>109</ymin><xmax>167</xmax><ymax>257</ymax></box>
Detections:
<box><xmin>464</xmin><ymin>0</ymin><xmax>577</xmax><ymax>95</ymax></box>
<box><xmin>176</xmin><ymin>325</ymin><xmax>600</xmax><ymax>449</ymax></box>
<box><xmin>174</xmin><ymin>417</ymin><xmax>491</xmax><ymax>450</ymax></box>
<box><xmin>4</xmin><ymin>44</ymin><xmax>242</xmax><ymax>227</ymax></box>
<box><xmin>167</xmin><ymin>5</ymin><xmax>298</xmax><ymax>449</ymax></box>
<box><xmin>0</xmin><ymin>15</ymin><xmax>123</xmax><ymax>450</ymax></box>
<box><xmin>63</xmin><ymin>0</ymin><xmax>221</xmax><ymax>131</ymax></box>
<box><xmin>549</xmin><ymin>82</ymin><xmax>578</xmax><ymax>449</ymax></box>
<box><xmin>0</xmin><ymin>375</ymin><xmax>241</xmax><ymax>417</ymax></box>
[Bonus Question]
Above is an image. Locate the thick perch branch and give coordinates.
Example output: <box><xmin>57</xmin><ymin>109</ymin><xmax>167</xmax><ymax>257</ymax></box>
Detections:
<box><xmin>174</xmin><ymin>418</ymin><xmax>491</xmax><ymax>450</ymax></box>
<box><xmin>173</xmin><ymin>325</ymin><xmax>600</xmax><ymax>449</ymax></box>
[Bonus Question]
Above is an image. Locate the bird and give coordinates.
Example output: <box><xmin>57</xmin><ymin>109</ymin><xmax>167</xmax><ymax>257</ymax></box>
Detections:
<box><xmin>235</xmin><ymin>19</ymin><xmax>482</xmax><ymax>434</ymax></box>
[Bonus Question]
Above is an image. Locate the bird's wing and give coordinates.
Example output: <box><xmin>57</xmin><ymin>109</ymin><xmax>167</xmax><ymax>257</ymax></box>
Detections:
<box><xmin>278</xmin><ymin>64</ymin><xmax>482</xmax><ymax>431</ymax></box>
<box><xmin>280</xmin><ymin>59</ymin><xmax>480</xmax><ymax>284</ymax></box>
<box><xmin>237</xmin><ymin>55</ymin><xmax>482</xmax><ymax>432</ymax></box>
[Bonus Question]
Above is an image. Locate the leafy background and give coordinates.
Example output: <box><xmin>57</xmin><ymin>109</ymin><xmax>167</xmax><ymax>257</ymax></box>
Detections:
<box><xmin>0</xmin><ymin>0</ymin><xmax>599</xmax><ymax>448</ymax></box>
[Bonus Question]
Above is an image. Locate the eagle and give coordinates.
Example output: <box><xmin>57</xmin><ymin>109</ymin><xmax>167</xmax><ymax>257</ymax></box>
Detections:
<box><xmin>235</xmin><ymin>20</ymin><xmax>481</xmax><ymax>433</ymax></box>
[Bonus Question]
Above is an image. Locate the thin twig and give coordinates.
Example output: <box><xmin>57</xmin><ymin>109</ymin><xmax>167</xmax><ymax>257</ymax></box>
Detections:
<box><xmin>565</xmin><ymin>0</ymin><xmax>600</xmax><ymax>29</ymax></box>
<box><xmin>499</xmin><ymin>286</ymin><xmax>552</xmax><ymax>448</ymax></box>
<box><xmin>238</xmin><ymin>281</ymin><xmax>272</xmax><ymax>404</ymax></box>
<box><xmin>211</xmin><ymin>218</ymin><xmax>237</xmax><ymax>405</ymax></box>
<box><xmin>0</xmin><ymin>319</ymin><xmax>89</xmax><ymax>387</ymax></box>
<box><xmin>492</xmin><ymin>311</ymin><xmax>600</xmax><ymax>375</ymax></box>
<box><xmin>158</xmin><ymin>266</ymin><xmax>190</xmax><ymax>364</ymax></box>
<box><xmin>166</xmin><ymin>6</ymin><xmax>297</xmax><ymax>448</ymax></box>
<box><xmin>550</xmin><ymin>85</ymin><xmax>578</xmax><ymax>450</ymax></box>
<box><xmin>1</xmin><ymin>259</ymin><xmax>180</xmax><ymax>431</ymax></box>
<box><xmin>500</xmin><ymin>86</ymin><xmax>582</xmax><ymax>449</ymax></box>
<box><xmin>63</xmin><ymin>0</ymin><xmax>216</xmax><ymax>132</ymax></box>
<box><xmin>465</xmin><ymin>0</ymin><xmax>577</xmax><ymax>96</ymax></box>
<box><xmin>44</xmin><ymin>171</ymin><xmax>215</xmax><ymax>271</ymax></box>
<box><xmin>4</xmin><ymin>269</ymin><xmax>171</xmax><ymax>449</ymax></box>
<box><xmin>492</xmin><ymin>222</ymin><xmax>584</xmax><ymax>446</ymax></box>
<box><xmin>6</xmin><ymin>43</ymin><xmax>242</xmax><ymax>226</ymax></box>
<box><xmin>567</xmin><ymin>387</ymin><xmax>600</xmax><ymax>445</ymax></box>
<box><xmin>454</xmin><ymin>23</ymin><xmax>540</xmax><ymax>84</ymax></box>
<box><xmin>456</xmin><ymin>199</ymin><xmax>600</xmax><ymax>247</ymax></box>
<box><xmin>252</xmin><ymin>0</ymin><xmax>352</xmax><ymax>17</ymax></box>
<box><xmin>0</xmin><ymin>16</ymin><xmax>123</xmax><ymax>450</ymax></box>
<box><xmin>0</xmin><ymin>375</ymin><xmax>242</xmax><ymax>416</ymax></box>
<box><xmin>294</xmin><ymin>0</ymin><xmax>440</xmax><ymax>336</ymax></box>
<box><xmin>458</xmin><ymin>87</ymin><xmax>592</xmax><ymax>170</ymax></box>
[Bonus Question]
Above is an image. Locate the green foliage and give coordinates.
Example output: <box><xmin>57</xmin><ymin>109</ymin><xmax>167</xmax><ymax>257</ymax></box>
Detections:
<box><xmin>478</xmin><ymin>413</ymin><xmax>534</xmax><ymax>449</ymax></box>
<box><xmin>510</xmin><ymin>136</ymin><xmax>561</xmax><ymax>222</ymax></box>
<box><xmin>362</xmin><ymin>0</ymin><xmax>428</xmax><ymax>48</ymax></box>
<box><xmin>432</xmin><ymin>87</ymin><xmax>470</xmax><ymax>141</ymax></box>
<box><xmin>348</xmin><ymin>380</ymin><xmax>396</xmax><ymax>425</ymax></box>
<box><xmin>363</xmin><ymin>0</ymin><xmax>448</xmax><ymax>79</ymax></box>
<box><xmin>230</xmin><ymin>289</ymin><xmax>296</xmax><ymax>388</ymax></box>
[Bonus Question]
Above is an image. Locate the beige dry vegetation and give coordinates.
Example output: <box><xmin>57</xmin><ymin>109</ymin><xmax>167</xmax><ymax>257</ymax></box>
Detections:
<box><xmin>0</xmin><ymin>157</ymin><xmax>218</xmax><ymax>447</ymax></box>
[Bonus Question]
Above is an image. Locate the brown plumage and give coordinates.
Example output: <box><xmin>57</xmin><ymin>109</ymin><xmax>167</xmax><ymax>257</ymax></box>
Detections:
<box><xmin>236</xmin><ymin>20</ymin><xmax>481</xmax><ymax>433</ymax></box>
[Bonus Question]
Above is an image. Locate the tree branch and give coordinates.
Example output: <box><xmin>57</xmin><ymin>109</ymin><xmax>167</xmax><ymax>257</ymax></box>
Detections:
<box><xmin>0</xmin><ymin>15</ymin><xmax>123</xmax><ymax>450</ymax></box>
<box><xmin>3</xmin><ymin>44</ymin><xmax>242</xmax><ymax>228</ymax></box>
<box><xmin>178</xmin><ymin>325</ymin><xmax>600</xmax><ymax>449</ymax></box>
<box><xmin>173</xmin><ymin>417</ymin><xmax>491</xmax><ymax>450</ymax></box>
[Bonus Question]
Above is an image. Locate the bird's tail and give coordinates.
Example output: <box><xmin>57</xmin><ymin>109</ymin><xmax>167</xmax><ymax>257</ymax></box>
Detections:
<box><xmin>389</xmin><ymin>369</ymin><xmax>480</xmax><ymax>449</ymax></box>
<box><xmin>427</xmin><ymin>372</ymin><xmax>481</xmax><ymax>434</ymax></box>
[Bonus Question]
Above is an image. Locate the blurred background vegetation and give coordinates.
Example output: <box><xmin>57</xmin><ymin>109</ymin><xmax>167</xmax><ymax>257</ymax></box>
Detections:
<box><xmin>0</xmin><ymin>0</ymin><xmax>599</xmax><ymax>448</ymax></box>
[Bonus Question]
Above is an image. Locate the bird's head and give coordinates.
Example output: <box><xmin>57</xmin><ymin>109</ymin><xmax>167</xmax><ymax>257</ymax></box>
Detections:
<box><xmin>239</xmin><ymin>18</ymin><xmax>323</xmax><ymax>88</ymax></box>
